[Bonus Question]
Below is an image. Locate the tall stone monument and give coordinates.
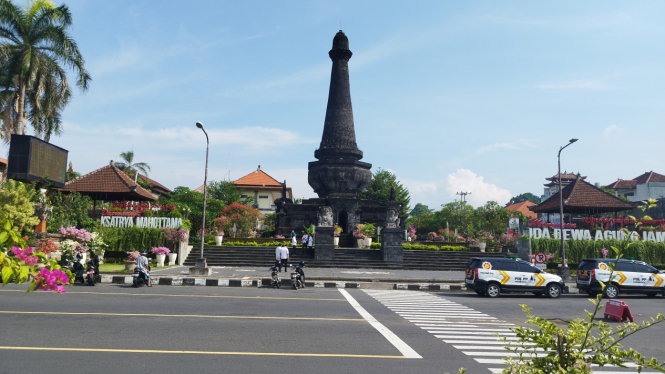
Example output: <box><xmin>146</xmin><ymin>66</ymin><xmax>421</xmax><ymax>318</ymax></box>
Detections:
<box><xmin>275</xmin><ymin>31</ymin><xmax>406</xmax><ymax>261</ymax></box>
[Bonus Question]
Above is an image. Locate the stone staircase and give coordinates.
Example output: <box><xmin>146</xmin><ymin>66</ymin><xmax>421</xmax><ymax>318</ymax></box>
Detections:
<box><xmin>183</xmin><ymin>246</ymin><xmax>506</xmax><ymax>271</ymax></box>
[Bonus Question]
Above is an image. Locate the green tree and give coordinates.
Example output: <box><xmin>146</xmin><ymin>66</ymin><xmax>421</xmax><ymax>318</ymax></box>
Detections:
<box><xmin>506</xmin><ymin>192</ymin><xmax>541</xmax><ymax>206</ymax></box>
<box><xmin>159</xmin><ymin>186</ymin><xmax>225</xmax><ymax>237</ymax></box>
<box><xmin>360</xmin><ymin>168</ymin><xmax>411</xmax><ymax>214</ymax></box>
<box><xmin>0</xmin><ymin>0</ymin><xmax>90</xmax><ymax>142</ymax></box>
<box><xmin>46</xmin><ymin>191</ymin><xmax>94</xmax><ymax>231</ymax></box>
<box><xmin>410</xmin><ymin>203</ymin><xmax>432</xmax><ymax>217</ymax></box>
<box><xmin>0</xmin><ymin>179</ymin><xmax>39</xmax><ymax>233</ymax></box>
<box><xmin>207</xmin><ymin>180</ymin><xmax>254</xmax><ymax>206</ymax></box>
<box><xmin>600</xmin><ymin>186</ymin><xmax>630</xmax><ymax>202</ymax></box>
<box><xmin>118</xmin><ymin>150</ymin><xmax>150</xmax><ymax>179</ymax></box>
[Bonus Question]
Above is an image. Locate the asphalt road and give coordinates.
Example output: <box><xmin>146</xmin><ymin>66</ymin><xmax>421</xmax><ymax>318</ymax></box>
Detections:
<box><xmin>1</xmin><ymin>283</ymin><xmax>663</xmax><ymax>374</ymax></box>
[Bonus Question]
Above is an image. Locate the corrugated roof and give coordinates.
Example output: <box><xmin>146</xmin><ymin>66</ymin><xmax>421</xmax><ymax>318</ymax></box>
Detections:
<box><xmin>63</xmin><ymin>164</ymin><xmax>156</xmax><ymax>201</ymax></box>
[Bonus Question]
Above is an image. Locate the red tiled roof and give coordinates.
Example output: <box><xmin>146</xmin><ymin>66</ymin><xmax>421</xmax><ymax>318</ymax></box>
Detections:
<box><xmin>604</xmin><ymin>179</ymin><xmax>637</xmax><ymax>190</ymax></box>
<box><xmin>545</xmin><ymin>172</ymin><xmax>586</xmax><ymax>181</ymax></box>
<box><xmin>0</xmin><ymin>158</ymin><xmax>7</xmax><ymax>165</ymax></box>
<box><xmin>633</xmin><ymin>171</ymin><xmax>665</xmax><ymax>184</ymax></box>
<box><xmin>234</xmin><ymin>168</ymin><xmax>281</xmax><ymax>187</ymax></box>
<box><xmin>505</xmin><ymin>201</ymin><xmax>538</xmax><ymax>219</ymax></box>
<box><xmin>63</xmin><ymin>164</ymin><xmax>156</xmax><ymax>201</ymax></box>
<box><xmin>138</xmin><ymin>174</ymin><xmax>172</xmax><ymax>194</ymax></box>
<box><xmin>530</xmin><ymin>178</ymin><xmax>634</xmax><ymax>214</ymax></box>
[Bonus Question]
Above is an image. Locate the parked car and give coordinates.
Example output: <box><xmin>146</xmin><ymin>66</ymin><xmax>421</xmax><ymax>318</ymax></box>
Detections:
<box><xmin>465</xmin><ymin>257</ymin><xmax>565</xmax><ymax>298</ymax></box>
<box><xmin>576</xmin><ymin>258</ymin><xmax>664</xmax><ymax>298</ymax></box>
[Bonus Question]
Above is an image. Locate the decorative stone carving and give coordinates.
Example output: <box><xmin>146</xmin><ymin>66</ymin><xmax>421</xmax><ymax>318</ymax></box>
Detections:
<box><xmin>34</xmin><ymin>203</ymin><xmax>52</xmax><ymax>221</ymax></box>
<box><xmin>384</xmin><ymin>206</ymin><xmax>399</xmax><ymax>229</ymax></box>
<box><xmin>317</xmin><ymin>206</ymin><xmax>333</xmax><ymax>227</ymax></box>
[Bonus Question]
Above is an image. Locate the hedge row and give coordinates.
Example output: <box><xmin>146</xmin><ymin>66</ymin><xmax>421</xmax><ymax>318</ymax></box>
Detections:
<box><xmin>531</xmin><ymin>239</ymin><xmax>665</xmax><ymax>265</ymax></box>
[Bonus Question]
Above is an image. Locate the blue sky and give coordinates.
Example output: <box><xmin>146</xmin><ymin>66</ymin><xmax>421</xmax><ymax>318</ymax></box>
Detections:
<box><xmin>4</xmin><ymin>1</ymin><xmax>664</xmax><ymax>208</ymax></box>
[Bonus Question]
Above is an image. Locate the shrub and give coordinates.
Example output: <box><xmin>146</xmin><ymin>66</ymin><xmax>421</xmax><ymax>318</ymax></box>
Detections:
<box><xmin>531</xmin><ymin>238</ymin><xmax>665</xmax><ymax>265</ymax></box>
<box><xmin>0</xmin><ymin>180</ymin><xmax>40</xmax><ymax>234</ymax></box>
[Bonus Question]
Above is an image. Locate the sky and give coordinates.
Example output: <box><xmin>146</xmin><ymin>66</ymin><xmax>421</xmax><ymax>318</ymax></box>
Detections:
<box><xmin>4</xmin><ymin>1</ymin><xmax>664</xmax><ymax>209</ymax></box>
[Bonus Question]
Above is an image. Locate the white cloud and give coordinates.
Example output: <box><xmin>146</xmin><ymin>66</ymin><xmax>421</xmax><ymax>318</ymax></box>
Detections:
<box><xmin>537</xmin><ymin>80</ymin><xmax>613</xmax><ymax>90</ymax></box>
<box><xmin>603</xmin><ymin>124</ymin><xmax>624</xmax><ymax>138</ymax></box>
<box><xmin>445</xmin><ymin>169</ymin><xmax>512</xmax><ymax>207</ymax></box>
<box><xmin>475</xmin><ymin>139</ymin><xmax>538</xmax><ymax>156</ymax></box>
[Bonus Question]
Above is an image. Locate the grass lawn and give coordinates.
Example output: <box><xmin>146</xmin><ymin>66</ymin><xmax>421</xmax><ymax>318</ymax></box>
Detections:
<box><xmin>99</xmin><ymin>263</ymin><xmax>126</xmax><ymax>272</ymax></box>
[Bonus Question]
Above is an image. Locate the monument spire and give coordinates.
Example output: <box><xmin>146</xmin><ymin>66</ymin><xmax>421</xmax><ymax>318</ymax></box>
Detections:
<box><xmin>315</xmin><ymin>30</ymin><xmax>363</xmax><ymax>161</ymax></box>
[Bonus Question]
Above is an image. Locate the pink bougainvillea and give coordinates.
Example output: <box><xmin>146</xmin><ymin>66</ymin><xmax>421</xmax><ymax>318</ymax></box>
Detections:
<box><xmin>11</xmin><ymin>247</ymin><xmax>38</xmax><ymax>266</ymax></box>
<box><xmin>33</xmin><ymin>268</ymin><xmax>70</xmax><ymax>293</ymax></box>
<box><xmin>59</xmin><ymin>226</ymin><xmax>91</xmax><ymax>242</ymax></box>
<box><xmin>151</xmin><ymin>247</ymin><xmax>170</xmax><ymax>255</ymax></box>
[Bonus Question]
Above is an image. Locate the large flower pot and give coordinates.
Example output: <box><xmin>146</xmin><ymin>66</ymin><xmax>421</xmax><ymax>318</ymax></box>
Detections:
<box><xmin>356</xmin><ymin>239</ymin><xmax>365</xmax><ymax>248</ymax></box>
<box><xmin>168</xmin><ymin>253</ymin><xmax>177</xmax><ymax>266</ymax></box>
<box><xmin>156</xmin><ymin>254</ymin><xmax>166</xmax><ymax>267</ymax></box>
<box><xmin>365</xmin><ymin>238</ymin><xmax>373</xmax><ymax>248</ymax></box>
<box><xmin>333</xmin><ymin>237</ymin><xmax>339</xmax><ymax>246</ymax></box>
<box><xmin>478</xmin><ymin>242</ymin><xmax>486</xmax><ymax>252</ymax></box>
<box><xmin>214</xmin><ymin>235</ymin><xmax>223</xmax><ymax>246</ymax></box>
<box><xmin>124</xmin><ymin>260</ymin><xmax>136</xmax><ymax>271</ymax></box>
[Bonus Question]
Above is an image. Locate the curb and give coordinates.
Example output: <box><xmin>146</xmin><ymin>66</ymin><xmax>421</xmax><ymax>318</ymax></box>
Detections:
<box><xmin>99</xmin><ymin>275</ymin><xmax>359</xmax><ymax>289</ymax></box>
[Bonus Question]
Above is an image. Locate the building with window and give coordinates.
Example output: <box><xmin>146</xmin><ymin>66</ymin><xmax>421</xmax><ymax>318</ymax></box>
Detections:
<box><xmin>234</xmin><ymin>165</ymin><xmax>292</xmax><ymax>214</ymax></box>
<box><xmin>604</xmin><ymin>171</ymin><xmax>665</xmax><ymax>202</ymax></box>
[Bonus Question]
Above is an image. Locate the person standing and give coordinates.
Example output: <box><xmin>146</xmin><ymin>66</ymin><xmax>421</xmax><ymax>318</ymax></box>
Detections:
<box><xmin>275</xmin><ymin>244</ymin><xmax>282</xmax><ymax>271</ymax></box>
<box><xmin>279</xmin><ymin>244</ymin><xmax>289</xmax><ymax>272</ymax></box>
<box><xmin>307</xmin><ymin>233</ymin><xmax>314</xmax><ymax>250</ymax></box>
<box><xmin>301</xmin><ymin>233</ymin><xmax>309</xmax><ymax>249</ymax></box>
<box><xmin>291</xmin><ymin>233</ymin><xmax>298</xmax><ymax>250</ymax></box>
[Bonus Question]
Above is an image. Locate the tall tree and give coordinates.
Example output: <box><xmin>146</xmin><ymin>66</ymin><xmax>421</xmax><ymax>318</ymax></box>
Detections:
<box><xmin>410</xmin><ymin>203</ymin><xmax>432</xmax><ymax>217</ymax></box>
<box><xmin>506</xmin><ymin>192</ymin><xmax>541</xmax><ymax>206</ymax></box>
<box><xmin>360</xmin><ymin>168</ymin><xmax>411</xmax><ymax>214</ymax></box>
<box><xmin>207</xmin><ymin>180</ymin><xmax>255</xmax><ymax>206</ymax></box>
<box><xmin>0</xmin><ymin>0</ymin><xmax>90</xmax><ymax>142</ymax></box>
<box><xmin>118</xmin><ymin>150</ymin><xmax>150</xmax><ymax>179</ymax></box>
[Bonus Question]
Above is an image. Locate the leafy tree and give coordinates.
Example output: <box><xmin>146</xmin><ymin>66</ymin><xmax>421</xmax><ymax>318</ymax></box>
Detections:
<box><xmin>506</xmin><ymin>192</ymin><xmax>541</xmax><ymax>206</ymax></box>
<box><xmin>0</xmin><ymin>0</ymin><xmax>91</xmax><ymax>142</ymax></box>
<box><xmin>158</xmin><ymin>186</ymin><xmax>224</xmax><ymax>237</ymax></box>
<box><xmin>118</xmin><ymin>150</ymin><xmax>150</xmax><ymax>179</ymax></box>
<box><xmin>600</xmin><ymin>186</ymin><xmax>630</xmax><ymax>202</ymax></box>
<box><xmin>220</xmin><ymin>202</ymin><xmax>262</xmax><ymax>238</ymax></box>
<box><xmin>46</xmin><ymin>191</ymin><xmax>95</xmax><ymax>231</ymax></box>
<box><xmin>207</xmin><ymin>180</ymin><xmax>254</xmax><ymax>206</ymax></box>
<box><xmin>360</xmin><ymin>168</ymin><xmax>410</xmax><ymax>214</ymax></box>
<box><xmin>410</xmin><ymin>203</ymin><xmax>432</xmax><ymax>217</ymax></box>
<box><xmin>0</xmin><ymin>179</ymin><xmax>40</xmax><ymax>233</ymax></box>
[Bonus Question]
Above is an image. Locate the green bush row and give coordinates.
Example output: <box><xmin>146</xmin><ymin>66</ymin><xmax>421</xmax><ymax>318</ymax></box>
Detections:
<box><xmin>531</xmin><ymin>238</ymin><xmax>665</xmax><ymax>265</ymax></box>
<box><xmin>402</xmin><ymin>243</ymin><xmax>469</xmax><ymax>251</ymax></box>
<box><xmin>99</xmin><ymin>227</ymin><xmax>168</xmax><ymax>252</ymax></box>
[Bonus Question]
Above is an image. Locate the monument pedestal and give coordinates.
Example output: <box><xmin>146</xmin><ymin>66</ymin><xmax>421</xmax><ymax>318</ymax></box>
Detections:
<box><xmin>189</xmin><ymin>258</ymin><xmax>212</xmax><ymax>276</ymax></box>
<box><xmin>314</xmin><ymin>226</ymin><xmax>334</xmax><ymax>260</ymax></box>
<box><xmin>381</xmin><ymin>228</ymin><xmax>404</xmax><ymax>262</ymax></box>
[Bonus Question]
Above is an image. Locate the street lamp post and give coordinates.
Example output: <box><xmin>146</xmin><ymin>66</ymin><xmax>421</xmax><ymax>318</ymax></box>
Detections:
<box><xmin>190</xmin><ymin>121</ymin><xmax>211</xmax><ymax>275</ymax></box>
<box><xmin>557</xmin><ymin>138</ymin><xmax>578</xmax><ymax>280</ymax></box>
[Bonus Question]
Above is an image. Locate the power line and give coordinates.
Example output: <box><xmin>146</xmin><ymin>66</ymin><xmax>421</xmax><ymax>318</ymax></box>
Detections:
<box><xmin>456</xmin><ymin>191</ymin><xmax>472</xmax><ymax>202</ymax></box>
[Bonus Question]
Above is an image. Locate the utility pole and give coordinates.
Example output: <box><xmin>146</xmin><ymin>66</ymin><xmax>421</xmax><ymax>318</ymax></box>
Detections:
<box><xmin>456</xmin><ymin>191</ymin><xmax>471</xmax><ymax>202</ymax></box>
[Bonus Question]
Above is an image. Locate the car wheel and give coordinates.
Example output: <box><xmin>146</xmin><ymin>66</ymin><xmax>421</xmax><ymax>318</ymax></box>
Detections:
<box><xmin>546</xmin><ymin>284</ymin><xmax>561</xmax><ymax>298</ymax></box>
<box><xmin>475</xmin><ymin>290</ymin><xmax>485</xmax><ymax>296</ymax></box>
<box><xmin>486</xmin><ymin>283</ymin><xmax>500</xmax><ymax>298</ymax></box>
<box><xmin>646</xmin><ymin>292</ymin><xmax>657</xmax><ymax>297</ymax></box>
<box><xmin>604</xmin><ymin>284</ymin><xmax>619</xmax><ymax>298</ymax></box>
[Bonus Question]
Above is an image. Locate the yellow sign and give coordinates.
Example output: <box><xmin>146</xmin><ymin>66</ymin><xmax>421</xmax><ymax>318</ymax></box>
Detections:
<box><xmin>535</xmin><ymin>273</ymin><xmax>546</xmax><ymax>287</ymax></box>
<box><xmin>615</xmin><ymin>271</ymin><xmax>627</xmax><ymax>285</ymax></box>
<box><xmin>653</xmin><ymin>274</ymin><xmax>664</xmax><ymax>287</ymax></box>
<box><xmin>498</xmin><ymin>270</ymin><xmax>511</xmax><ymax>284</ymax></box>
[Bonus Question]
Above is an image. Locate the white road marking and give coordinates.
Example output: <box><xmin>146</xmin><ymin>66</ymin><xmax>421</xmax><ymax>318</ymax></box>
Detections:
<box><xmin>425</xmin><ymin>327</ymin><xmax>513</xmax><ymax>332</ymax></box>
<box><xmin>338</xmin><ymin>289</ymin><xmax>421</xmax><ymax>359</ymax></box>
<box><xmin>443</xmin><ymin>340</ymin><xmax>533</xmax><ymax>345</ymax></box>
<box><xmin>453</xmin><ymin>346</ymin><xmax>546</xmax><ymax>352</ymax></box>
<box><xmin>428</xmin><ymin>331</ymin><xmax>516</xmax><ymax>336</ymax></box>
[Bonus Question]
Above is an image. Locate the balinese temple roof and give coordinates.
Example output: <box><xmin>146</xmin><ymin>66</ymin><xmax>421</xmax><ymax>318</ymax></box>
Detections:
<box><xmin>63</xmin><ymin>163</ymin><xmax>156</xmax><ymax>201</ymax></box>
<box><xmin>530</xmin><ymin>177</ymin><xmax>634</xmax><ymax>214</ymax></box>
<box><xmin>543</xmin><ymin>171</ymin><xmax>586</xmax><ymax>187</ymax></box>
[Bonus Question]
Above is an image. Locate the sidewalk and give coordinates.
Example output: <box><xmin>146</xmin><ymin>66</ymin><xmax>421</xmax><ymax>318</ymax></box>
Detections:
<box><xmin>99</xmin><ymin>265</ymin><xmax>579</xmax><ymax>292</ymax></box>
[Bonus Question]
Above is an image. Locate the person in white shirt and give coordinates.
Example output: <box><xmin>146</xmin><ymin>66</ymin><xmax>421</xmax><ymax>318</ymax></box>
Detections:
<box><xmin>279</xmin><ymin>245</ymin><xmax>289</xmax><ymax>272</ymax></box>
<box><xmin>301</xmin><ymin>233</ymin><xmax>309</xmax><ymax>249</ymax></box>
<box><xmin>275</xmin><ymin>245</ymin><xmax>282</xmax><ymax>270</ymax></box>
<box><xmin>291</xmin><ymin>233</ymin><xmax>298</xmax><ymax>249</ymax></box>
<box><xmin>307</xmin><ymin>234</ymin><xmax>314</xmax><ymax>249</ymax></box>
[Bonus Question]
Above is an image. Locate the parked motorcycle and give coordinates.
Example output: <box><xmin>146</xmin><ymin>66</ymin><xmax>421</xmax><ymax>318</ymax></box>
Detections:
<box><xmin>270</xmin><ymin>264</ymin><xmax>281</xmax><ymax>288</ymax></box>
<box><xmin>291</xmin><ymin>261</ymin><xmax>305</xmax><ymax>290</ymax></box>
<box><xmin>68</xmin><ymin>257</ymin><xmax>85</xmax><ymax>284</ymax></box>
<box><xmin>132</xmin><ymin>268</ymin><xmax>149</xmax><ymax>287</ymax></box>
<box><xmin>85</xmin><ymin>260</ymin><xmax>97</xmax><ymax>286</ymax></box>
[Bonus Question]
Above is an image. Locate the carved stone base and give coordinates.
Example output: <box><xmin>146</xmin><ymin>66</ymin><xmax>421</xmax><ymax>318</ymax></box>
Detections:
<box><xmin>314</xmin><ymin>227</ymin><xmax>335</xmax><ymax>260</ymax></box>
<box><xmin>381</xmin><ymin>228</ymin><xmax>404</xmax><ymax>262</ymax></box>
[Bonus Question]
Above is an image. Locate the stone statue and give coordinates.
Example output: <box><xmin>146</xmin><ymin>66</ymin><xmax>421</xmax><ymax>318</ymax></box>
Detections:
<box><xmin>389</xmin><ymin>185</ymin><xmax>395</xmax><ymax>201</ymax></box>
<box><xmin>281</xmin><ymin>180</ymin><xmax>287</xmax><ymax>198</ymax></box>
<box><xmin>384</xmin><ymin>206</ymin><xmax>399</xmax><ymax>229</ymax></box>
<box><xmin>317</xmin><ymin>206</ymin><xmax>333</xmax><ymax>227</ymax></box>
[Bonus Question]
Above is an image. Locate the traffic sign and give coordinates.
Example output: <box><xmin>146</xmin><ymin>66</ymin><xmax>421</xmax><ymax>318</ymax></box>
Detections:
<box><xmin>535</xmin><ymin>263</ymin><xmax>547</xmax><ymax>271</ymax></box>
<box><xmin>534</xmin><ymin>252</ymin><xmax>547</xmax><ymax>264</ymax></box>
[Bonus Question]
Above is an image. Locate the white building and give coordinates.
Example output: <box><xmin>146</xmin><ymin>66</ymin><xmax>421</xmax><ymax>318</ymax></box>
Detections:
<box><xmin>605</xmin><ymin>171</ymin><xmax>665</xmax><ymax>202</ymax></box>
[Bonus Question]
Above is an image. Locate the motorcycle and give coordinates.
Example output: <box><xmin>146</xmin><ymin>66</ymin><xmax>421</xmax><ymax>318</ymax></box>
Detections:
<box><xmin>291</xmin><ymin>261</ymin><xmax>305</xmax><ymax>290</ymax></box>
<box><xmin>85</xmin><ymin>260</ymin><xmax>97</xmax><ymax>286</ymax></box>
<box><xmin>132</xmin><ymin>268</ymin><xmax>150</xmax><ymax>287</ymax></box>
<box><xmin>68</xmin><ymin>259</ymin><xmax>85</xmax><ymax>284</ymax></box>
<box><xmin>270</xmin><ymin>264</ymin><xmax>281</xmax><ymax>288</ymax></box>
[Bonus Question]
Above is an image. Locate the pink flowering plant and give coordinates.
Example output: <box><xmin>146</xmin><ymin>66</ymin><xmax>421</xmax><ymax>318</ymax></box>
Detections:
<box><xmin>126</xmin><ymin>251</ymin><xmax>140</xmax><ymax>261</ymax></box>
<box><xmin>59</xmin><ymin>226</ymin><xmax>91</xmax><ymax>242</ymax></box>
<box><xmin>151</xmin><ymin>247</ymin><xmax>170</xmax><ymax>255</ymax></box>
<box><xmin>352</xmin><ymin>224</ymin><xmax>366</xmax><ymax>239</ymax></box>
<box><xmin>211</xmin><ymin>215</ymin><xmax>227</xmax><ymax>236</ymax></box>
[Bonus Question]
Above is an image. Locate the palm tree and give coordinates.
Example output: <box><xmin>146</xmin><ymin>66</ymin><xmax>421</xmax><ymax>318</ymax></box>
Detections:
<box><xmin>0</xmin><ymin>0</ymin><xmax>90</xmax><ymax>142</ymax></box>
<box><xmin>119</xmin><ymin>150</ymin><xmax>151</xmax><ymax>180</ymax></box>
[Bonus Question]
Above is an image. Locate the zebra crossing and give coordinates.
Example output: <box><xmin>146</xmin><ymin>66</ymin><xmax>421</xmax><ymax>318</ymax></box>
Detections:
<box><xmin>363</xmin><ymin>290</ymin><xmax>657</xmax><ymax>374</ymax></box>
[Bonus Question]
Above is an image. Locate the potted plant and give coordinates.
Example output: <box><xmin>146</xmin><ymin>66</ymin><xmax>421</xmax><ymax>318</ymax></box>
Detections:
<box><xmin>333</xmin><ymin>225</ymin><xmax>342</xmax><ymax>246</ymax></box>
<box><xmin>361</xmin><ymin>223</ymin><xmax>376</xmax><ymax>248</ymax></box>
<box><xmin>353</xmin><ymin>224</ymin><xmax>367</xmax><ymax>248</ymax></box>
<box><xmin>151</xmin><ymin>247</ymin><xmax>170</xmax><ymax>267</ymax></box>
<box><xmin>212</xmin><ymin>215</ymin><xmax>227</xmax><ymax>245</ymax></box>
<box><xmin>125</xmin><ymin>251</ymin><xmax>140</xmax><ymax>271</ymax></box>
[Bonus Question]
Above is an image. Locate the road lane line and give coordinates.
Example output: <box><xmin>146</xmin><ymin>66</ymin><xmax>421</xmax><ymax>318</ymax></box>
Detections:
<box><xmin>0</xmin><ymin>290</ymin><xmax>345</xmax><ymax>301</ymax></box>
<box><xmin>0</xmin><ymin>346</ymin><xmax>404</xmax><ymax>359</ymax></box>
<box><xmin>0</xmin><ymin>311</ymin><xmax>364</xmax><ymax>322</ymax></box>
<box><xmin>338</xmin><ymin>289</ymin><xmax>421</xmax><ymax>359</ymax></box>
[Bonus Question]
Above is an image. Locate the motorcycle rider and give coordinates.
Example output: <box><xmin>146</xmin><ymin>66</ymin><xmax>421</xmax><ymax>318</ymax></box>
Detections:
<box><xmin>136</xmin><ymin>251</ymin><xmax>152</xmax><ymax>287</ymax></box>
<box><xmin>72</xmin><ymin>253</ymin><xmax>85</xmax><ymax>282</ymax></box>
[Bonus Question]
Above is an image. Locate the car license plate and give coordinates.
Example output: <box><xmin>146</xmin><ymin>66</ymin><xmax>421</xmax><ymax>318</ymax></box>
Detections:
<box><xmin>465</xmin><ymin>279</ymin><xmax>472</xmax><ymax>284</ymax></box>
